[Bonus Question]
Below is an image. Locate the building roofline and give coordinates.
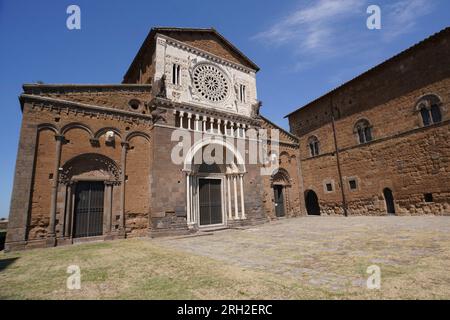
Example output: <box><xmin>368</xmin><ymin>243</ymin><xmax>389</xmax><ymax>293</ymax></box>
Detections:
<box><xmin>122</xmin><ymin>27</ymin><xmax>260</xmax><ymax>82</ymax></box>
<box><xmin>284</xmin><ymin>26</ymin><xmax>450</xmax><ymax>119</ymax></box>
<box><xmin>260</xmin><ymin>114</ymin><xmax>299</xmax><ymax>142</ymax></box>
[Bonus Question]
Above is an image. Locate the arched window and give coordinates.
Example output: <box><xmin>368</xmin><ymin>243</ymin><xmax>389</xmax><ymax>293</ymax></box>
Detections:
<box><xmin>307</xmin><ymin>136</ymin><xmax>319</xmax><ymax>157</ymax></box>
<box><xmin>354</xmin><ymin>119</ymin><xmax>373</xmax><ymax>144</ymax></box>
<box><xmin>416</xmin><ymin>95</ymin><xmax>442</xmax><ymax>126</ymax></box>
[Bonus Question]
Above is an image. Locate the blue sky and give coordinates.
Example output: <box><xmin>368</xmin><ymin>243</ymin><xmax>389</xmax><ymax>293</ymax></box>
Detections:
<box><xmin>0</xmin><ymin>0</ymin><xmax>449</xmax><ymax>218</ymax></box>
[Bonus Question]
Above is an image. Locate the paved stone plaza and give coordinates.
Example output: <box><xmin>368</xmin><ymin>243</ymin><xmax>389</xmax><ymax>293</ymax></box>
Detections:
<box><xmin>156</xmin><ymin>216</ymin><xmax>450</xmax><ymax>295</ymax></box>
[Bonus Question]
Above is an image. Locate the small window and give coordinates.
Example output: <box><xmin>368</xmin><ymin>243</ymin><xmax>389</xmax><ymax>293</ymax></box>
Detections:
<box><xmin>424</xmin><ymin>193</ymin><xmax>433</xmax><ymax>203</ymax></box>
<box><xmin>172</xmin><ymin>63</ymin><xmax>181</xmax><ymax>85</ymax></box>
<box><xmin>431</xmin><ymin>104</ymin><xmax>442</xmax><ymax>123</ymax></box>
<box><xmin>349</xmin><ymin>179</ymin><xmax>357</xmax><ymax>190</ymax></box>
<box><xmin>420</xmin><ymin>106</ymin><xmax>431</xmax><ymax>126</ymax></box>
<box><xmin>308</xmin><ymin>136</ymin><xmax>320</xmax><ymax>157</ymax></box>
<box><xmin>239</xmin><ymin>84</ymin><xmax>246</xmax><ymax>103</ymax></box>
<box><xmin>354</xmin><ymin>119</ymin><xmax>373</xmax><ymax>144</ymax></box>
<box><xmin>326</xmin><ymin>183</ymin><xmax>333</xmax><ymax>192</ymax></box>
<box><xmin>417</xmin><ymin>95</ymin><xmax>442</xmax><ymax>126</ymax></box>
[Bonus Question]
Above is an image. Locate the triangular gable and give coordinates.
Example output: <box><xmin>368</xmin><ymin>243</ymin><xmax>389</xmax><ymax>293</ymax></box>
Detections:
<box><xmin>156</xmin><ymin>28</ymin><xmax>259</xmax><ymax>71</ymax></box>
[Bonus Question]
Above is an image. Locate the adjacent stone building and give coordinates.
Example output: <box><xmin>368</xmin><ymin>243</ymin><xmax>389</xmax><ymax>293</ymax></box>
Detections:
<box><xmin>287</xmin><ymin>27</ymin><xmax>450</xmax><ymax>216</ymax></box>
<box><xmin>5</xmin><ymin>26</ymin><xmax>449</xmax><ymax>251</ymax></box>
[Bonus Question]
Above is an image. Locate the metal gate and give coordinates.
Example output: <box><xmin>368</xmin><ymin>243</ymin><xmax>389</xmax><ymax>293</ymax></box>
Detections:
<box><xmin>199</xmin><ymin>179</ymin><xmax>222</xmax><ymax>226</ymax></box>
<box><xmin>274</xmin><ymin>185</ymin><xmax>285</xmax><ymax>217</ymax></box>
<box><xmin>73</xmin><ymin>181</ymin><xmax>104</xmax><ymax>238</ymax></box>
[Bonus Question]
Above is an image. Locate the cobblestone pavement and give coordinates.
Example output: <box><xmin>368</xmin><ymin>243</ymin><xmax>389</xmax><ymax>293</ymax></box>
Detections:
<box><xmin>155</xmin><ymin>216</ymin><xmax>450</xmax><ymax>296</ymax></box>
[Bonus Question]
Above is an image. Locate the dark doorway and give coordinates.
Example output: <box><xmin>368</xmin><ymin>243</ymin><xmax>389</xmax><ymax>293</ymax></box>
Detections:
<box><xmin>273</xmin><ymin>185</ymin><xmax>285</xmax><ymax>217</ymax></box>
<box><xmin>305</xmin><ymin>190</ymin><xmax>320</xmax><ymax>216</ymax></box>
<box><xmin>199</xmin><ymin>179</ymin><xmax>222</xmax><ymax>226</ymax></box>
<box><xmin>73</xmin><ymin>181</ymin><xmax>104</xmax><ymax>238</ymax></box>
<box><xmin>383</xmin><ymin>188</ymin><xmax>396</xmax><ymax>215</ymax></box>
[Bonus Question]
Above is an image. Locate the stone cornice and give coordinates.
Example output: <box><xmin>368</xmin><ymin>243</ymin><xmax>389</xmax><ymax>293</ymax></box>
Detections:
<box><xmin>157</xmin><ymin>34</ymin><xmax>255</xmax><ymax>74</ymax></box>
<box><xmin>19</xmin><ymin>94</ymin><xmax>153</xmax><ymax>124</ymax></box>
<box><xmin>22</xmin><ymin>83</ymin><xmax>152</xmax><ymax>95</ymax></box>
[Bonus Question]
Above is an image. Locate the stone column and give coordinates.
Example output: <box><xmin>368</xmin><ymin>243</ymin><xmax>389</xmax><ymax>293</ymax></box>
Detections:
<box><xmin>230</xmin><ymin>122</ymin><xmax>235</xmax><ymax>137</ymax></box>
<box><xmin>233</xmin><ymin>175</ymin><xmax>239</xmax><ymax>220</ymax></box>
<box><xmin>119</xmin><ymin>141</ymin><xmax>129</xmax><ymax>235</ymax></box>
<box><xmin>195</xmin><ymin>114</ymin><xmax>200</xmax><ymax>131</ymax></box>
<box><xmin>179</xmin><ymin>111</ymin><xmax>185</xmax><ymax>129</ymax></box>
<box><xmin>239</xmin><ymin>174</ymin><xmax>246</xmax><ymax>219</ymax></box>
<box><xmin>58</xmin><ymin>184</ymin><xmax>67</xmax><ymax>239</ymax></box>
<box><xmin>227</xmin><ymin>176</ymin><xmax>232</xmax><ymax>220</ymax></box>
<box><xmin>104</xmin><ymin>181</ymin><xmax>113</xmax><ymax>235</ymax></box>
<box><xmin>209</xmin><ymin>117</ymin><xmax>215</xmax><ymax>133</ymax></box>
<box><xmin>187</xmin><ymin>113</ymin><xmax>192</xmax><ymax>130</ymax></box>
<box><xmin>186</xmin><ymin>174</ymin><xmax>191</xmax><ymax>225</ymax></box>
<box><xmin>217</xmin><ymin>119</ymin><xmax>222</xmax><ymax>135</ymax></box>
<box><xmin>224</xmin><ymin>120</ymin><xmax>229</xmax><ymax>136</ymax></box>
<box><xmin>64</xmin><ymin>182</ymin><xmax>73</xmax><ymax>238</ymax></box>
<box><xmin>48</xmin><ymin>134</ymin><xmax>64</xmax><ymax>243</ymax></box>
<box><xmin>202</xmin><ymin>116</ymin><xmax>207</xmax><ymax>132</ymax></box>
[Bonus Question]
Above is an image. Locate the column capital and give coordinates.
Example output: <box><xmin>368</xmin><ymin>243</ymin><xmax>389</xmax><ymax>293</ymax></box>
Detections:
<box><xmin>195</xmin><ymin>114</ymin><xmax>200</xmax><ymax>120</ymax></box>
<box><xmin>121</xmin><ymin>141</ymin><xmax>130</xmax><ymax>148</ymax></box>
<box><xmin>55</xmin><ymin>134</ymin><xmax>65</xmax><ymax>142</ymax></box>
<box><xmin>187</xmin><ymin>113</ymin><xmax>192</xmax><ymax>119</ymax></box>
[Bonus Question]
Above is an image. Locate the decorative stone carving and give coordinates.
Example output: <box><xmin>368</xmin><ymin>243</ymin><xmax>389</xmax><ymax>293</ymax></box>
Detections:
<box><xmin>59</xmin><ymin>153</ymin><xmax>121</xmax><ymax>184</ymax></box>
<box><xmin>154</xmin><ymin>74</ymin><xmax>167</xmax><ymax>98</ymax></box>
<box><xmin>251</xmin><ymin>101</ymin><xmax>262</xmax><ymax>118</ymax></box>
<box><xmin>191</xmin><ymin>63</ymin><xmax>230</xmax><ymax>103</ymax></box>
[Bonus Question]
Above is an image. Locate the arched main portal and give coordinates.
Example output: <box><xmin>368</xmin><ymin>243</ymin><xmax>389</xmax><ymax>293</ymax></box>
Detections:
<box><xmin>383</xmin><ymin>188</ymin><xmax>396</xmax><ymax>215</ymax></box>
<box><xmin>183</xmin><ymin>138</ymin><xmax>246</xmax><ymax>228</ymax></box>
<box><xmin>305</xmin><ymin>190</ymin><xmax>320</xmax><ymax>216</ymax></box>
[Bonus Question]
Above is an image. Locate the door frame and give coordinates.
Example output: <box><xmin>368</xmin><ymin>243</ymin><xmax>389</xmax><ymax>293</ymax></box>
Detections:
<box><xmin>72</xmin><ymin>180</ymin><xmax>105</xmax><ymax>238</ymax></box>
<box><xmin>273</xmin><ymin>184</ymin><xmax>286</xmax><ymax>217</ymax></box>
<box><xmin>383</xmin><ymin>187</ymin><xmax>396</xmax><ymax>215</ymax></box>
<box><xmin>196</xmin><ymin>175</ymin><xmax>226</xmax><ymax>229</ymax></box>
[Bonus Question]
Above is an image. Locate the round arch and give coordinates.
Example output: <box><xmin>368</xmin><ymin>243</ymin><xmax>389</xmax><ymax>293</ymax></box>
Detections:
<box><xmin>59</xmin><ymin>153</ymin><xmax>120</xmax><ymax>184</ymax></box>
<box><xmin>183</xmin><ymin>137</ymin><xmax>246</xmax><ymax>173</ymax></box>
<box><xmin>61</xmin><ymin>122</ymin><xmax>94</xmax><ymax>138</ymax></box>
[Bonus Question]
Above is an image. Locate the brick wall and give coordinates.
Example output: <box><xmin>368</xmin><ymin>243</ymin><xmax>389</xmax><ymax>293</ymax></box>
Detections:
<box><xmin>288</xmin><ymin>28</ymin><xmax>450</xmax><ymax>216</ymax></box>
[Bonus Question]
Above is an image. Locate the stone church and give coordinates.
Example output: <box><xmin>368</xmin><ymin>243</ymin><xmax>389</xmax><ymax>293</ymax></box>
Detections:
<box><xmin>5</xmin><ymin>27</ymin><xmax>449</xmax><ymax>251</ymax></box>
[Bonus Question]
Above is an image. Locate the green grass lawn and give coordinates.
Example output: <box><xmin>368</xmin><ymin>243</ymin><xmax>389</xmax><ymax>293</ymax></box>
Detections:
<box><xmin>0</xmin><ymin>238</ymin><xmax>330</xmax><ymax>300</ymax></box>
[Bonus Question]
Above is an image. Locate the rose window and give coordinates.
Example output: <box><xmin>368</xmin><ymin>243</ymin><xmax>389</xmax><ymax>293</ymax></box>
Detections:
<box><xmin>192</xmin><ymin>64</ymin><xmax>230</xmax><ymax>103</ymax></box>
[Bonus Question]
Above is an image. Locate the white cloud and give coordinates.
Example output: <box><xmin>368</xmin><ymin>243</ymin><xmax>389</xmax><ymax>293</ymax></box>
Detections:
<box><xmin>383</xmin><ymin>0</ymin><xmax>435</xmax><ymax>40</ymax></box>
<box><xmin>254</xmin><ymin>0</ymin><xmax>437</xmax><ymax>71</ymax></box>
<box><xmin>254</xmin><ymin>0</ymin><xmax>366</xmax><ymax>54</ymax></box>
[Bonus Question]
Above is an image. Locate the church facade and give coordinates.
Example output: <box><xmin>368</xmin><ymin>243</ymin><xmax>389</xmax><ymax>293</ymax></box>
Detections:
<box><xmin>5</xmin><ymin>27</ymin><xmax>449</xmax><ymax>251</ymax></box>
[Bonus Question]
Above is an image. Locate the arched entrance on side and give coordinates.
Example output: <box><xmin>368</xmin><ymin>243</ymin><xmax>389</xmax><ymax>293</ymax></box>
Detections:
<box><xmin>271</xmin><ymin>168</ymin><xmax>291</xmax><ymax>218</ymax></box>
<box><xmin>305</xmin><ymin>189</ymin><xmax>320</xmax><ymax>216</ymax></box>
<box><xmin>383</xmin><ymin>188</ymin><xmax>396</xmax><ymax>215</ymax></box>
<box><xmin>59</xmin><ymin>153</ymin><xmax>121</xmax><ymax>239</ymax></box>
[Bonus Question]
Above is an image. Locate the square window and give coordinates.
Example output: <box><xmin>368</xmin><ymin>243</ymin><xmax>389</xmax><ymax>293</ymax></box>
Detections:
<box><xmin>326</xmin><ymin>183</ymin><xmax>333</xmax><ymax>192</ymax></box>
<box><xmin>424</xmin><ymin>193</ymin><xmax>433</xmax><ymax>203</ymax></box>
<box><xmin>349</xmin><ymin>179</ymin><xmax>357</xmax><ymax>190</ymax></box>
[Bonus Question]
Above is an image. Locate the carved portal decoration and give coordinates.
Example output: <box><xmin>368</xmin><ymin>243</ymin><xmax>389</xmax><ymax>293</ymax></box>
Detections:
<box><xmin>59</xmin><ymin>153</ymin><xmax>121</xmax><ymax>184</ymax></box>
<box><xmin>192</xmin><ymin>63</ymin><xmax>230</xmax><ymax>103</ymax></box>
<box><xmin>271</xmin><ymin>168</ymin><xmax>291</xmax><ymax>187</ymax></box>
